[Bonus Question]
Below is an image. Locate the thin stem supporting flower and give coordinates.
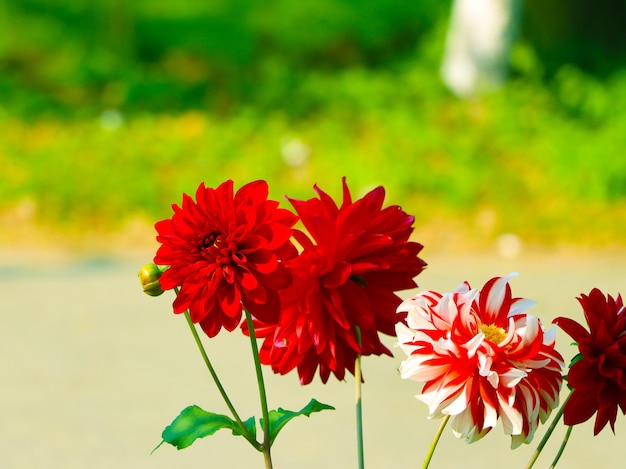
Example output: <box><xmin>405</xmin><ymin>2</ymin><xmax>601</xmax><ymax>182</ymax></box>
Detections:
<box><xmin>422</xmin><ymin>415</ymin><xmax>450</xmax><ymax>469</ymax></box>
<box><xmin>354</xmin><ymin>326</ymin><xmax>364</xmax><ymax>469</ymax></box>
<box><xmin>176</xmin><ymin>288</ymin><xmax>260</xmax><ymax>449</ymax></box>
<box><xmin>525</xmin><ymin>389</ymin><xmax>573</xmax><ymax>469</ymax></box>
<box><xmin>245</xmin><ymin>309</ymin><xmax>274</xmax><ymax>469</ymax></box>
<box><xmin>549</xmin><ymin>425</ymin><xmax>573</xmax><ymax>469</ymax></box>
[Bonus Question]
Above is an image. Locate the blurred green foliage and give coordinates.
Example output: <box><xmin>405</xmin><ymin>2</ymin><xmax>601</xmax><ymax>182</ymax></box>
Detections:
<box><xmin>0</xmin><ymin>0</ymin><xmax>625</xmax><ymax>251</ymax></box>
<box><xmin>0</xmin><ymin>0</ymin><xmax>447</xmax><ymax>116</ymax></box>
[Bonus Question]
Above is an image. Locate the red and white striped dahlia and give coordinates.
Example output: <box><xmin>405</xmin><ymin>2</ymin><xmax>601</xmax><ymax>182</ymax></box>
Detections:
<box><xmin>395</xmin><ymin>274</ymin><xmax>564</xmax><ymax>448</ymax></box>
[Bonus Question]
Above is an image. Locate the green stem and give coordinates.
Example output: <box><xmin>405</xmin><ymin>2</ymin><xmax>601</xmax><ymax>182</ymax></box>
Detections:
<box><xmin>549</xmin><ymin>425</ymin><xmax>573</xmax><ymax>469</ymax></box>
<box><xmin>524</xmin><ymin>390</ymin><xmax>573</xmax><ymax>469</ymax></box>
<box><xmin>174</xmin><ymin>288</ymin><xmax>260</xmax><ymax>449</ymax></box>
<box><xmin>244</xmin><ymin>309</ymin><xmax>274</xmax><ymax>469</ymax></box>
<box><xmin>422</xmin><ymin>415</ymin><xmax>450</xmax><ymax>469</ymax></box>
<box><xmin>354</xmin><ymin>326</ymin><xmax>364</xmax><ymax>469</ymax></box>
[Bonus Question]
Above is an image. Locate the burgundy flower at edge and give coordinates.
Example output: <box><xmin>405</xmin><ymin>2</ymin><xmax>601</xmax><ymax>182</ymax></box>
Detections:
<box><xmin>554</xmin><ymin>288</ymin><xmax>626</xmax><ymax>435</ymax></box>
<box><xmin>252</xmin><ymin>178</ymin><xmax>427</xmax><ymax>384</ymax></box>
<box><xmin>154</xmin><ymin>180</ymin><xmax>298</xmax><ymax>337</ymax></box>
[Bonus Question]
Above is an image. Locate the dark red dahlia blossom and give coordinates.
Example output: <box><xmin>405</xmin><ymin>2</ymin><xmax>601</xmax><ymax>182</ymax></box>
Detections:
<box><xmin>253</xmin><ymin>178</ymin><xmax>426</xmax><ymax>384</ymax></box>
<box><xmin>154</xmin><ymin>180</ymin><xmax>298</xmax><ymax>337</ymax></box>
<box><xmin>554</xmin><ymin>288</ymin><xmax>626</xmax><ymax>434</ymax></box>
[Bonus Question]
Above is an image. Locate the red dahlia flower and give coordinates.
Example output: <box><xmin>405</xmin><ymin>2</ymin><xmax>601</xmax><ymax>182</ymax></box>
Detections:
<box><xmin>253</xmin><ymin>178</ymin><xmax>426</xmax><ymax>384</ymax></box>
<box><xmin>396</xmin><ymin>274</ymin><xmax>564</xmax><ymax>448</ymax></box>
<box><xmin>154</xmin><ymin>180</ymin><xmax>298</xmax><ymax>337</ymax></box>
<box><xmin>554</xmin><ymin>288</ymin><xmax>626</xmax><ymax>435</ymax></box>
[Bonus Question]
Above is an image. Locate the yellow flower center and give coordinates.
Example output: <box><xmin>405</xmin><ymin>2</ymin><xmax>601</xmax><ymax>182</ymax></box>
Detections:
<box><xmin>478</xmin><ymin>323</ymin><xmax>507</xmax><ymax>345</ymax></box>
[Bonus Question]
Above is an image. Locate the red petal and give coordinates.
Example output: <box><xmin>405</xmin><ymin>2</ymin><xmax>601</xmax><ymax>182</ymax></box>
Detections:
<box><xmin>553</xmin><ymin>316</ymin><xmax>591</xmax><ymax>343</ymax></box>
<box><xmin>563</xmin><ymin>389</ymin><xmax>598</xmax><ymax>427</ymax></box>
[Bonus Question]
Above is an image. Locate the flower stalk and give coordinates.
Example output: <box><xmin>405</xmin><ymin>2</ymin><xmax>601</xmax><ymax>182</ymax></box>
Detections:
<box><xmin>354</xmin><ymin>326</ymin><xmax>364</xmax><ymax>469</ymax></box>
<box><xmin>245</xmin><ymin>309</ymin><xmax>274</xmax><ymax>469</ymax></box>
<box><xmin>422</xmin><ymin>415</ymin><xmax>450</xmax><ymax>469</ymax></box>
<box><xmin>549</xmin><ymin>425</ymin><xmax>573</xmax><ymax>469</ymax></box>
<box><xmin>177</xmin><ymin>287</ymin><xmax>260</xmax><ymax>449</ymax></box>
<box><xmin>524</xmin><ymin>390</ymin><xmax>572</xmax><ymax>469</ymax></box>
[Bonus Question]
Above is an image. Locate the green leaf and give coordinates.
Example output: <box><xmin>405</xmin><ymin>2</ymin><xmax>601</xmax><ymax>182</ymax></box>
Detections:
<box><xmin>156</xmin><ymin>405</ymin><xmax>248</xmax><ymax>451</ymax></box>
<box><xmin>232</xmin><ymin>415</ymin><xmax>257</xmax><ymax>441</ymax></box>
<box><xmin>261</xmin><ymin>398</ymin><xmax>335</xmax><ymax>445</ymax></box>
<box><xmin>569</xmin><ymin>351</ymin><xmax>584</xmax><ymax>368</ymax></box>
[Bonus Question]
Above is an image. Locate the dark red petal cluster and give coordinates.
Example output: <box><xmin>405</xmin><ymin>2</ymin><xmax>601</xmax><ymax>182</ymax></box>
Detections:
<box><xmin>252</xmin><ymin>178</ymin><xmax>426</xmax><ymax>384</ymax></box>
<box><xmin>154</xmin><ymin>180</ymin><xmax>298</xmax><ymax>337</ymax></box>
<box><xmin>554</xmin><ymin>288</ymin><xmax>626</xmax><ymax>434</ymax></box>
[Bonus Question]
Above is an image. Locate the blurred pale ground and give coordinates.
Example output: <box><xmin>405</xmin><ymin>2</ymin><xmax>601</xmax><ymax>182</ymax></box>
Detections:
<box><xmin>2</xmin><ymin>245</ymin><xmax>626</xmax><ymax>469</ymax></box>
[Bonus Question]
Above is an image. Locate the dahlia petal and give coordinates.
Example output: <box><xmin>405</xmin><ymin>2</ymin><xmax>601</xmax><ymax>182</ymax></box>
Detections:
<box><xmin>255</xmin><ymin>263</ymin><xmax>293</xmax><ymax>290</ymax></box>
<box><xmin>218</xmin><ymin>284</ymin><xmax>242</xmax><ymax>318</ymax></box>
<box><xmin>398</xmin><ymin>295</ymin><xmax>430</xmax><ymax>315</ymax></box>
<box><xmin>563</xmin><ymin>389</ymin><xmax>598</xmax><ymax>427</ymax></box>
<box><xmin>222</xmin><ymin>265</ymin><xmax>236</xmax><ymax>284</ymax></box>
<box><xmin>237</xmin><ymin>268</ymin><xmax>259</xmax><ymax>291</ymax></box>
<box><xmin>400</xmin><ymin>356</ymin><xmax>451</xmax><ymax>382</ymax></box>
<box><xmin>288</xmin><ymin>197</ymin><xmax>334</xmax><ymax>247</ymax></box>
<box><xmin>322</xmin><ymin>261</ymin><xmax>351</xmax><ymax>288</ymax></box>
<box><xmin>236</xmin><ymin>179</ymin><xmax>269</xmax><ymax>204</ymax></box>
<box><xmin>596</xmin><ymin>384</ymin><xmax>620</xmax><ymax>434</ymax></box>
<box><xmin>500</xmin><ymin>368</ymin><xmax>528</xmax><ymax>388</ymax></box>
<box><xmin>441</xmin><ymin>383</ymin><xmax>471</xmax><ymax>416</ymax></box>
<box><xmin>453</xmin><ymin>281</ymin><xmax>471</xmax><ymax>294</ymax></box>
<box><xmin>520</xmin><ymin>315</ymin><xmax>541</xmax><ymax>346</ymax></box>
<box><xmin>394</xmin><ymin>322</ymin><xmax>432</xmax><ymax>356</ymax></box>
<box><xmin>417</xmin><ymin>388</ymin><xmax>455</xmax><ymax>418</ymax></box>
<box><xmin>395</xmin><ymin>322</ymin><xmax>417</xmax><ymax>345</ymax></box>
<box><xmin>480</xmin><ymin>273</ymin><xmax>517</xmax><ymax>323</ymax></box>
<box><xmin>158</xmin><ymin>267</ymin><xmax>182</xmax><ymax>290</ymax></box>
<box><xmin>418</xmin><ymin>372</ymin><xmax>470</xmax><ymax>417</ymax></box>
<box><xmin>172</xmin><ymin>287</ymin><xmax>193</xmax><ymax>315</ymax></box>
<box><xmin>244</xmin><ymin>287</ymin><xmax>280</xmax><ymax>324</ymax></box>
<box><xmin>497</xmin><ymin>317</ymin><xmax>517</xmax><ymax>347</ymax></box>
<box><xmin>498</xmin><ymin>395</ymin><xmax>524</xmax><ymax>436</ymax></box>
<box><xmin>451</xmin><ymin>407</ymin><xmax>483</xmax><ymax>441</ymax></box>
<box><xmin>433</xmin><ymin>336</ymin><xmax>463</xmax><ymax>357</ymax></box>
<box><xmin>509</xmin><ymin>298</ymin><xmax>537</xmax><ymax>316</ymax></box>
<box><xmin>432</xmin><ymin>294</ymin><xmax>460</xmax><ymax>330</ymax></box>
<box><xmin>464</xmin><ymin>333</ymin><xmax>485</xmax><ymax>359</ymax></box>
<box><xmin>485</xmin><ymin>369</ymin><xmax>498</xmax><ymax>388</ymax></box>
<box><xmin>595</xmin><ymin>320</ymin><xmax>617</xmax><ymax>350</ymax></box>
<box><xmin>199</xmin><ymin>315</ymin><xmax>222</xmax><ymax>338</ymax></box>
<box><xmin>543</xmin><ymin>325</ymin><xmax>557</xmax><ymax>346</ymax></box>
<box><xmin>567</xmin><ymin>360</ymin><xmax>602</xmax><ymax>389</ymax></box>
<box><xmin>247</xmin><ymin>250</ymin><xmax>278</xmax><ymax>274</ymax></box>
<box><xmin>510</xmin><ymin>433</ymin><xmax>527</xmax><ymax>449</ymax></box>
<box><xmin>321</xmin><ymin>288</ymin><xmax>351</xmax><ymax>330</ymax></box>
<box><xmin>405</xmin><ymin>308</ymin><xmax>436</xmax><ymax>333</ymax></box>
<box><xmin>482</xmin><ymin>394</ymin><xmax>499</xmax><ymax>429</ymax></box>
<box><xmin>340</xmin><ymin>176</ymin><xmax>353</xmax><ymax>206</ymax></box>
<box><xmin>553</xmin><ymin>316</ymin><xmax>591</xmax><ymax>343</ymax></box>
<box><xmin>341</xmin><ymin>281</ymin><xmax>382</xmax><ymax>331</ymax></box>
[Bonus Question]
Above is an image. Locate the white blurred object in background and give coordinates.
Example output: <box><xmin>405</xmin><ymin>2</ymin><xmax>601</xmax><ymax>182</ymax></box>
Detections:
<box><xmin>99</xmin><ymin>109</ymin><xmax>124</xmax><ymax>131</ymax></box>
<box><xmin>441</xmin><ymin>0</ymin><xmax>523</xmax><ymax>98</ymax></box>
<box><xmin>280</xmin><ymin>137</ymin><xmax>311</xmax><ymax>168</ymax></box>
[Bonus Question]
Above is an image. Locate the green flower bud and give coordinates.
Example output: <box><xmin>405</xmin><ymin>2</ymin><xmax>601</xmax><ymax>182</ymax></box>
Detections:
<box><xmin>138</xmin><ymin>263</ymin><xmax>165</xmax><ymax>297</ymax></box>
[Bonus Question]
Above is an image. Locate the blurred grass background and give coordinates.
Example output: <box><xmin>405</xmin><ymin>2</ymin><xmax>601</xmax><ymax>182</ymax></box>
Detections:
<box><xmin>1</xmin><ymin>0</ymin><xmax>625</xmax><ymax>254</ymax></box>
